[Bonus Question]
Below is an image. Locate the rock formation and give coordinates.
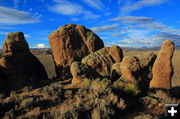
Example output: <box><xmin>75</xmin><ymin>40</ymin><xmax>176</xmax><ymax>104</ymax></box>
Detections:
<box><xmin>2</xmin><ymin>32</ymin><xmax>29</xmax><ymax>53</ymax></box>
<box><xmin>118</xmin><ymin>56</ymin><xmax>141</xmax><ymax>84</ymax></box>
<box><xmin>70</xmin><ymin>61</ymin><xmax>101</xmax><ymax>84</ymax></box>
<box><xmin>109</xmin><ymin>45</ymin><xmax>123</xmax><ymax>62</ymax></box>
<box><xmin>49</xmin><ymin>24</ymin><xmax>104</xmax><ymax>79</ymax></box>
<box><xmin>137</xmin><ymin>52</ymin><xmax>157</xmax><ymax>89</ymax></box>
<box><xmin>111</xmin><ymin>52</ymin><xmax>156</xmax><ymax>90</ymax></box>
<box><xmin>81</xmin><ymin>47</ymin><xmax>115</xmax><ymax>77</ymax></box>
<box><xmin>150</xmin><ymin>40</ymin><xmax>175</xmax><ymax>89</ymax></box>
<box><xmin>0</xmin><ymin>32</ymin><xmax>48</xmax><ymax>91</ymax></box>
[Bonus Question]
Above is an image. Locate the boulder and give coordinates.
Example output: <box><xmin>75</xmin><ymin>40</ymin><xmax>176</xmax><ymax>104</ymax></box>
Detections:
<box><xmin>137</xmin><ymin>52</ymin><xmax>157</xmax><ymax>89</ymax></box>
<box><xmin>0</xmin><ymin>32</ymin><xmax>48</xmax><ymax>91</ymax></box>
<box><xmin>2</xmin><ymin>32</ymin><xmax>29</xmax><ymax>53</ymax></box>
<box><xmin>150</xmin><ymin>40</ymin><xmax>175</xmax><ymax>89</ymax></box>
<box><xmin>109</xmin><ymin>45</ymin><xmax>123</xmax><ymax>62</ymax></box>
<box><xmin>111</xmin><ymin>62</ymin><xmax>121</xmax><ymax>82</ymax></box>
<box><xmin>81</xmin><ymin>47</ymin><xmax>115</xmax><ymax>77</ymax></box>
<box><xmin>119</xmin><ymin>56</ymin><xmax>140</xmax><ymax>84</ymax></box>
<box><xmin>111</xmin><ymin>52</ymin><xmax>156</xmax><ymax>90</ymax></box>
<box><xmin>49</xmin><ymin>24</ymin><xmax>104</xmax><ymax>79</ymax></box>
<box><xmin>70</xmin><ymin>61</ymin><xmax>101</xmax><ymax>84</ymax></box>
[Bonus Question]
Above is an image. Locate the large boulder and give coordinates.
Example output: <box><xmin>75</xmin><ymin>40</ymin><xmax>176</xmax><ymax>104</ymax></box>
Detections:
<box><xmin>119</xmin><ymin>56</ymin><xmax>141</xmax><ymax>84</ymax></box>
<box><xmin>49</xmin><ymin>24</ymin><xmax>104</xmax><ymax>79</ymax></box>
<box><xmin>109</xmin><ymin>45</ymin><xmax>123</xmax><ymax>62</ymax></box>
<box><xmin>2</xmin><ymin>32</ymin><xmax>29</xmax><ymax>53</ymax></box>
<box><xmin>81</xmin><ymin>47</ymin><xmax>115</xmax><ymax>77</ymax></box>
<box><xmin>150</xmin><ymin>40</ymin><xmax>175</xmax><ymax>89</ymax></box>
<box><xmin>70</xmin><ymin>61</ymin><xmax>101</xmax><ymax>84</ymax></box>
<box><xmin>0</xmin><ymin>32</ymin><xmax>48</xmax><ymax>91</ymax></box>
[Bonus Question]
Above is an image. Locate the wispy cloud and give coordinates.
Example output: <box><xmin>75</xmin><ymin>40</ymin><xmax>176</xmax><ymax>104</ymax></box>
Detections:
<box><xmin>81</xmin><ymin>0</ymin><xmax>104</xmax><ymax>10</ymax></box>
<box><xmin>49</xmin><ymin>1</ymin><xmax>83</xmax><ymax>16</ymax></box>
<box><xmin>49</xmin><ymin>1</ymin><xmax>100</xmax><ymax>19</ymax></box>
<box><xmin>0</xmin><ymin>6</ymin><xmax>40</xmax><ymax>25</ymax></box>
<box><xmin>121</xmin><ymin>0</ymin><xmax>167</xmax><ymax>14</ymax></box>
<box><xmin>110</xmin><ymin>16</ymin><xmax>155</xmax><ymax>23</ymax></box>
<box><xmin>91</xmin><ymin>24</ymin><xmax>119</xmax><ymax>32</ymax></box>
<box><xmin>0</xmin><ymin>26</ymin><xmax>16</xmax><ymax>29</ymax></box>
<box><xmin>96</xmin><ymin>15</ymin><xmax>180</xmax><ymax>47</ymax></box>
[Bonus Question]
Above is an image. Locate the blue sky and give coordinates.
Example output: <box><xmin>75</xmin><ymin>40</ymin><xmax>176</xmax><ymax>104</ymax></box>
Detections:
<box><xmin>0</xmin><ymin>0</ymin><xmax>180</xmax><ymax>48</ymax></box>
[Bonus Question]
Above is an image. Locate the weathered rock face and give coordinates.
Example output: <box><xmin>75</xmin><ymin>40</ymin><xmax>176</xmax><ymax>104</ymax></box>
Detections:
<box><xmin>0</xmin><ymin>32</ymin><xmax>48</xmax><ymax>91</ymax></box>
<box><xmin>119</xmin><ymin>56</ymin><xmax>141</xmax><ymax>83</ymax></box>
<box><xmin>111</xmin><ymin>52</ymin><xmax>157</xmax><ymax>90</ymax></box>
<box><xmin>70</xmin><ymin>61</ymin><xmax>101</xmax><ymax>84</ymax></box>
<box><xmin>150</xmin><ymin>40</ymin><xmax>175</xmax><ymax>89</ymax></box>
<box><xmin>137</xmin><ymin>52</ymin><xmax>157</xmax><ymax>89</ymax></box>
<box><xmin>2</xmin><ymin>32</ymin><xmax>29</xmax><ymax>53</ymax></box>
<box><xmin>109</xmin><ymin>45</ymin><xmax>123</xmax><ymax>62</ymax></box>
<box><xmin>81</xmin><ymin>47</ymin><xmax>115</xmax><ymax>77</ymax></box>
<box><xmin>49</xmin><ymin>24</ymin><xmax>104</xmax><ymax>79</ymax></box>
<box><xmin>111</xmin><ymin>62</ymin><xmax>121</xmax><ymax>81</ymax></box>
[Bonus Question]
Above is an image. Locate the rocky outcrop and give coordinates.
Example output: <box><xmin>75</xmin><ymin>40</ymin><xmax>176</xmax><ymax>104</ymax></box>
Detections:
<box><xmin>119</xmin><ymin>56</ymin><xmax>141</xmax><ymax>84</ymax></box>
<box><xmin>81</xmin><ymin>47</ymin><xmax>115</xmax><ymax>77</ymax></box>
<box><xmin>0</xmin><ymin>32</ymin><xmax>48</xmax><ymax>91</ymax></box>
<box><xmin>49</xmin><ymin>24</ymin><xmax>104</xmax><ymax>79</ymax></box>
<box><xmin>109</xmin><ymin>45</ymin><xmax>123</xmax><ymax>62</ymax></box>
<box><xmin>150</xmin><ymin>40</ymin><xmax>175</xmax><ymax>89</ymax></box>
<box><xmin>111</xmin><ymin>52</ymin><xmax>156</xmax><ymax>90</ymax></box>
<box><xmin>137</xmin><ymin>52</ymin><xmax>157</xmax><ymax>89</ymax></box>
<box><xmin>70</xmin><ymin>61</ymin><xmax>101</xmax><ymax>84</ymax></box>
<box><xmin>2</xmin><ymin>32</ymin><xmax>29</xmax><ymax>53</ymax></box>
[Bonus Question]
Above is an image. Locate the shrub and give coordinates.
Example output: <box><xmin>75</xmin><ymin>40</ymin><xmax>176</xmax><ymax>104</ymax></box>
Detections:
<box><xmin>113</xmin><ymin>80</ymin><xmax>141</xmax><ymax>95</ymax></box>
<box><xmin>90</xmin><ymin>78</ymin><xmax>111</xmax><ymax>92</ymax></box>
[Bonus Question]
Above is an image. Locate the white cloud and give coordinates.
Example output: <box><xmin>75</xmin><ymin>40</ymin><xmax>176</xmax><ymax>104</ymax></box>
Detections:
<box><xmin>91</xmin><ymin>24</ymin><xmax>119</xmax><ymax>32</ymax></box>
<box><xmin>32</xmin><ymin>43</ymin><xmax>47</xmax><ymax>48</ymax></box>
<box><xmin>83</xmin><ymin>11</ymin><xmax>100</xmax><ymax>19</ymax></box>
<box><xmin>81</xmin><ymin>0</ymin><xmax>104</xmax><ymax>10</ymax></box>
<box><xmin>0</xmin><ymin>6</ymin><xmax>40</xmax><ymax>25</ymax></box>
<box><xmin>24</xmin><ymin>34</ymin><xmax>31</xmax><ymax>38</ymax></box>
<box><xmin>102</xmin><ymin>15</ymin><xmax>180</xmax><ymax>47</ymax></box>
<box><xmin>49</xmin><ymin>2</ymin><xmax>83</xmax><ymax>16</ymax></box>
<box><xmin>49</xmin><ymin>1</ymin><xmax>100</xmax><ymax>19</ymax></box>
<box><xmin>121</xmin><ymin>0</ymin><xmax>167</xmax><ymax>14</ymax></box>
<box><xmin>110</xmin><ymin>16</ymin><xmax>155</xmax><ymax>23</ymax></box>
